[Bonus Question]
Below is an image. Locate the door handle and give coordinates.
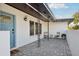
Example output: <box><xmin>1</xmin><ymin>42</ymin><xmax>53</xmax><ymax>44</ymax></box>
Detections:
<box><xmin>12</xmin><ymin>29</ymin><xmax>14</xmax><ymax>33</ymax></box>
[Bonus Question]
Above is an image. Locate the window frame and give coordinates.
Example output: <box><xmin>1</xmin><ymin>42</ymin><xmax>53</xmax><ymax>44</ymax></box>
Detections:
<box><xmin>35</xmin><ymin>22</ymin><xmax>42</xmax><ymax>35</ymax></box>
<box><xmin>30</xmin><ymin>21</ymin><xmax>34</xmax><ymax>36</ymax></box>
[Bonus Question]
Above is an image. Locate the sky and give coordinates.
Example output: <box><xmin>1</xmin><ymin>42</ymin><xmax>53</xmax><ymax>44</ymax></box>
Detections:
<box><xmin>48</xmin><ymin>3</ymin><xmax>79</xmax><ymax>19</ymax></box>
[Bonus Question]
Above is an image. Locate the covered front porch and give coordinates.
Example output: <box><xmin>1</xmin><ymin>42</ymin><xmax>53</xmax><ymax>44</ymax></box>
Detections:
<box><xmin>0</xmin><ymin>3</ymin><xmax>73</xmax><ymax>56</ymax></box>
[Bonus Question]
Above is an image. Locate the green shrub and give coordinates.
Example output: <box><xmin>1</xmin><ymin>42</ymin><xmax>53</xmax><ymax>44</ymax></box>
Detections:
<box><xmin>67</xmin><ymin>12</ymin><xmax>79</xmax><ymax>30</ymax></box>
<box><xmin>72</xmin><ymin>25</ymin><xmax>79</xmax><ymax>30</ymax></box>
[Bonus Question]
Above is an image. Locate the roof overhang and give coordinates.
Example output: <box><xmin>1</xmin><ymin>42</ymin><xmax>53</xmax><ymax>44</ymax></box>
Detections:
<box><xmin>6</xmin><ymin>3</ymin><xmax>54</xmax><ymax>22</ymax></box>
<box><xmin>53</xmin><ymin>18</ymin><xmax>74</xmax><ymax>22</ymax></box>
<box><xmin>29</xmin><ymin>3</ymin><xmax>55</xmax><ymax>21</ymax></box>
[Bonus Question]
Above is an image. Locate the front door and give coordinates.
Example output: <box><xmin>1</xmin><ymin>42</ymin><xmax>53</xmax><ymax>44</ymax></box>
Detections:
<box><xmin>0</xmin><ymin>11</ymin><xmax>15</xmax><ymax>48</ymax></box>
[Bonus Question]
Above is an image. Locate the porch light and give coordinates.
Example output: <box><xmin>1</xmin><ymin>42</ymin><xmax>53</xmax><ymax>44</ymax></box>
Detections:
<box><xmin>24</xmin><ymin>16</ymin><xmax>27</xmax><ymax>21</ymax></box>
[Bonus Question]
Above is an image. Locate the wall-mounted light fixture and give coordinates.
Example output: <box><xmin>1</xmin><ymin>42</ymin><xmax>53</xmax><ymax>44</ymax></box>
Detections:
<box><xmin>24</xmin><ymin>16</ymin><xmax>27</xmax><ymax>21</ymax></box>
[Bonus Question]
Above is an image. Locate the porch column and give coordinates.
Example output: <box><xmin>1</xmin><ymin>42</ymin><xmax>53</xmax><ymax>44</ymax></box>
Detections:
<box><xmin>37</xmin><ymin>19</ymin><xmax>40</xmax><ymax>47</ymax></box>
<box><xmin>47</xmin><ymin>21</ymin><xmax>49</xmax><ymax>40</ymax></box>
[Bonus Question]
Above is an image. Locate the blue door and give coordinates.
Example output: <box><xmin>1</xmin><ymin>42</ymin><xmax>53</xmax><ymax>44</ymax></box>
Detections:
<box><xmin>0</xmin><ymin>11</ymin><xmax>15</xmax><ymax>48</ymax></box>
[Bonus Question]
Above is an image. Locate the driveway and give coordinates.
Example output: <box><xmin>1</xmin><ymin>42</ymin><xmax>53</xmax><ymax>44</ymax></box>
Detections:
<box><xmin>12</xmin><ymin>38</ymin><xmax>72</xmax><ymax>56</ymax></box>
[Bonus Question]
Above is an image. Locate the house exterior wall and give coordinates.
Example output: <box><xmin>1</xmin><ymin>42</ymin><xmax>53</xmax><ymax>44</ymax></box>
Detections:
<box><xmin>0</xmin><ymin>4</ymin><xmax>48</xmax><ymax>49</ymax></box>
<box><xmin>0</xmin><ymin>31</ymin><xmax>10</xmax><ymax>56</ymax></box>
<box><xmin>49</xmin><ymin>22</ymin><xmax>67</xmax><ymax>36</ymax></box>
<box><xmin>67</xmin><ymin>30</ymin><xmax>79</xmax><ymax>56</ymax></box>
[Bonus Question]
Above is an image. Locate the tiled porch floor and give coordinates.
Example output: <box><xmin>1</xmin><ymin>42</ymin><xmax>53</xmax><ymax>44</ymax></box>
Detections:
<box><xmin>12</xmin><ymin>38</ymin><xmax>72</xmax><ymax>56</ymax></box>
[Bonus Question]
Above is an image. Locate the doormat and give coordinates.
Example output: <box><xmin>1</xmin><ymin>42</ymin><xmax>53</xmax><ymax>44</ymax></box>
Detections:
<box><xmin>10</xmin><ymin>49</ymin><xmax>19</xmax><ymax>56</ymax></box>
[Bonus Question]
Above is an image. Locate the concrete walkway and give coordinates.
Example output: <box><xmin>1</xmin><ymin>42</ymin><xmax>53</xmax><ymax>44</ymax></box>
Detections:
<box><xmin>13</xmin><ymin>39</ymin><xmax>72</xmax><ymax>56</ymax></box>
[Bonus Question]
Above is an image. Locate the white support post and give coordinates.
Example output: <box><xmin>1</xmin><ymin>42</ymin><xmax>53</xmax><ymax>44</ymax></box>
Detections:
<box><xmin>37</xmin><ymin>19</ymin><xmax>41</xmax><ymax>47</ymax></box>
<box><xmin>47</xmin><ymin>16</ymin><xmax>50</xmax><ymax>40</ymax></box>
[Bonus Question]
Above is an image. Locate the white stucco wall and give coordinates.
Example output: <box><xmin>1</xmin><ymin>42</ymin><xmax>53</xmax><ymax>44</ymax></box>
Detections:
<box><xmin>67</xmin><ymin>30</ymin><xmax>79</xmax><ymax>56</ymax></box>
<box><xmin>0</xmin><ymin>4</ymin><xmax>48</xmax><ymax>49</ymax></box>
<box><xmin>49</xmin><ymin>22</ymin><xmax>67</xmax><ymax>36</ymax></box>
<box><xmin>0</xmin><ymin>31</ymin><xmax>10</xmax><ymax>56</ymax></box>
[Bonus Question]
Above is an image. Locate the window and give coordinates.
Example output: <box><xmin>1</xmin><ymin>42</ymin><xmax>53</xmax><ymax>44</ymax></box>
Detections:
<box><xmin>39</xmin><ymin>23</ymin><xmax>42</xmax><ymax>34</ymax></box>
<box><xmin>35</xmin><ymin>22</ymin><xmax>38</xmax><ymax>34</ymax></box>
<box><xmin>35</xmin><ymin>22</ymin><xmax>42</xmax><ymax>34</ymax></box>
<box><xmin>30</xmin><ymin>21</ymin><xmax>34</xmax><ymax>35</ymax></box>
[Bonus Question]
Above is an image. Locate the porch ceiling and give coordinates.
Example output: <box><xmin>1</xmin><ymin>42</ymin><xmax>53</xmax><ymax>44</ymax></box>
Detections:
<box><xmin>6</xmin><ymin>3</ymin><xmax>54</xmax><ymax>22</ymax></box>
<box><xmin>29</xmin><ymin>3</ymin><xmax>54</xmax><ymax>21</ymax></box>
